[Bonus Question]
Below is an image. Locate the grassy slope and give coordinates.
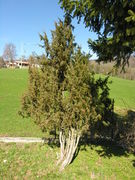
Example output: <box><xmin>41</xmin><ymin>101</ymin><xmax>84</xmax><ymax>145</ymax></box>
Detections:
<box><xmin>110</xmin><ymin>76</ymin><xmax>135</xmax><ymax>109</ymax></box>
<box><xmin>0</xmin><ymin>69</ymin><xmax>43</xmax><ymax>137</ymax></box>
<box><xmin>0</xmin><ymin>69</ymin><xmax>135</xmax><ymax>137</ymax></box>
<box><xmin>97</xmin><ymin>74</ymin><xmax>135</xmax><ymax>110</ymax></box>
<box><xmin>0</xmin><ymin>143</ymin><xmax>134</xmax><ymax>179</ymax></box>
<box><xmin>0</xmin><ymin>69</ymin><xmax>134</xmax><ymax>179</ymax></box>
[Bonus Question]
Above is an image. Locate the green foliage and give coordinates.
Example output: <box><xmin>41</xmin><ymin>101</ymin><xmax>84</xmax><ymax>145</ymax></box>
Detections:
<box><xmin>61</xmin><ymin>49</ymin><xmax>99</xmax><ymax>134</ymax></box>
<box><xmin>39</xmin><ymin>19</ymin><xmax>75</xmax><ymax>84</ymax></box>
<box><xmin>20</xmin><ymin>19</ymin><xmax>114</xmax><ymax>142</ymax></box>
<box><xmin>21</xmin><ymin>20</ymin><xmax>75</xmax><ymax>134</ymax></box>
<box><xmin>60</xmin><ymin>0</ymin><xmax>135</xmax><ymax>67</ymax></box>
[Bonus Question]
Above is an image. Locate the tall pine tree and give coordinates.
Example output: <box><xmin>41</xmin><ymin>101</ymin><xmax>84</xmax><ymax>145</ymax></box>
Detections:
<box><xmin>60</xmin><ymin>0</ymin><xmax>135</xmax><ymax>67</ymax></box>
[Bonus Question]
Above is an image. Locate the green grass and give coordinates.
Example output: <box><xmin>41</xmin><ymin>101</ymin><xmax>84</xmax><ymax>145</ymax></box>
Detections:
<box><xmin>0</xmin><ymin>69</ymin><xmax>43</xmax><ymax>137</ymax></box>
<box><xmin>0</xmin><ymin>69</ymin><xmax>135</xmax><ymax>137</ymax></box>
<box><xmin>97</xmin><ymin>74</ymin><xmax>135</xmax><ymax>110</ymax></box>
<box><xmin>0</xmin><ymin>69</ymin><xmax>135</xmax><ymax>179</ymax></box>
<box><xmin>0</xmin><ymin>142</ymin><xmax>134</xmax><ymax>179</ymax></box>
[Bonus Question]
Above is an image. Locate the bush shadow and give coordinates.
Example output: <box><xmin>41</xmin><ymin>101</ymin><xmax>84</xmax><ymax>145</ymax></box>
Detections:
<box><xmin>79</xmin><ymin>136</ymin><xmax>128</xmax><ymax>157</ymax></box>
<box><xmin>41</xmin><ymin>110</ymin><xmax>135</xmax><ymax>165</ymax></box>
<box><xmin>132</xmin><ymin>160</ymin><xmax>135</xmax><ymax>167</ymax></box>
<box><xmin>79</xmin><ymin>109</ymin><xmax>135</xmax><ymax>159</ymax></box>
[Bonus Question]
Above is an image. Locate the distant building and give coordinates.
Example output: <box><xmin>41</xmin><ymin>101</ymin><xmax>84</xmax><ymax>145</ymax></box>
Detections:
<box><xmin>5</xmin><ymin>60</ymin><xmax>29</xmax><ymax>68</ymax></box>
<box><xmin>15</xmin><ymin>60</ymin><xmax>29</xmax><ymax>68</ymax></box>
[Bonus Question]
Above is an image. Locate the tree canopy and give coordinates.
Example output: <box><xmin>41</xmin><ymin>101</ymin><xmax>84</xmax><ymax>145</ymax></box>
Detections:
<box><xmin>3</xmin><ymin>43</ymin><xmax>16</xmax><ymax>62</ymax></box>
<box><xmin>60</xmin><ymin>0</ymin><xmax>135</xmax><ymax>67</ymax></box>
<box><xmin>20</xmin><ymin>19</ymin><xmax>114</xmax><ymax>170</ymax></box>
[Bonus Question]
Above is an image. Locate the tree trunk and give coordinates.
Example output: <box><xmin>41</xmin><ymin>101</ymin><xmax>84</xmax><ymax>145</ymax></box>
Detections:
<box><xmin>57</xmin><ymin>128</ymin><xmax>80</xmax><ymax>171</ymax></box>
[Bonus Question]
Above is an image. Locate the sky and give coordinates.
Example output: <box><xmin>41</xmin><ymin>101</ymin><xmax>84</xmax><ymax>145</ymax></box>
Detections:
<box><xmin>0</xmin><ymin>0</ymin><xmax>97</xmax><ymax>59</ymax></box>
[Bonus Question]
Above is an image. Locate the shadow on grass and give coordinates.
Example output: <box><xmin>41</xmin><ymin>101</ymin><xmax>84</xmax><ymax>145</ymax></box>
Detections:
<box><xmin>93</xmin><ymin>140</ymin><xmax>128</xmax><ymax>158</ymax></box>
<box><xmin>42</xmin><ymin>134</ymin><xmax>135</xmax><ymax>167</ymax></box>
<box><xmin>42</xmin><ymin>137</ymin><xmax>59</xmax><ymax>147</ymax></box>
<box><xmin>79</xmin><ymin>135</ymin><xmax>128</xmax><ymax>156</ymax></box>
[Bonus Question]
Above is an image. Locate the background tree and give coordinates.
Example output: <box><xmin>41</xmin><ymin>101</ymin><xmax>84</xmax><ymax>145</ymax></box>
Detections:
<box><xmin>60</xmin><ymin>0</ymin><xmax>135</xmax><ymax>67</ymax></box>
<box><xmin>20</xmin><ymin>19</ymin><xmax>114</xmax><ymax>170</ymax></box>
<box><xmin>3</xmin><ymin>43</ymin><xmax>16</xmax><ymax>62</ymax></box>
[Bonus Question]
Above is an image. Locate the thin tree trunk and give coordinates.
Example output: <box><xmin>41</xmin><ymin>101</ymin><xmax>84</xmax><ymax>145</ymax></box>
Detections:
<box><xmin>57</xmin><ymin>128</ymin><xmax>80</xmax><ymax>170</ymax></box>
<box><xmin>57</xmin><ymin>131</ymin><xmax>65</xmax><ymax>165</ymax></box>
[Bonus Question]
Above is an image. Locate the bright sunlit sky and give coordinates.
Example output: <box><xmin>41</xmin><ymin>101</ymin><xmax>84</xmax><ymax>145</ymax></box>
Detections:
<box><xmin>0</xmin><ymin>0</ymin><xmax>98</xmax><ymax>59</ymax></box>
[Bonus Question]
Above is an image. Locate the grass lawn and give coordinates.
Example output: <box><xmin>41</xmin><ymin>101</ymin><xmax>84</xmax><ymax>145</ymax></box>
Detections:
<box><xmin>0</xmin><ymin>69</ymin><xmax>135</xmax><ymax>137</ymax></box>
<box><xmin>0</xmin><ymin>142</ymin><xmax>134</xmax><ymax>179</ymax></box>
<box><xmin>0</xmin><ymin>69</ymin><xmax>135</xmax><ymax>179</ymax></box>
<box><xmin>97</xmin><ymin>74</ymin><xmax>135</xmax><ymax>110</ymax></box>
<box><xmin>109</xmin><ymin>76</ymin><xmax>135</xmax><ymax>110</ymax></box>
<box><xmin>0</xmin><ymin>69</ymin><xmax>43</xmax><ymax>137</ymax></box>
